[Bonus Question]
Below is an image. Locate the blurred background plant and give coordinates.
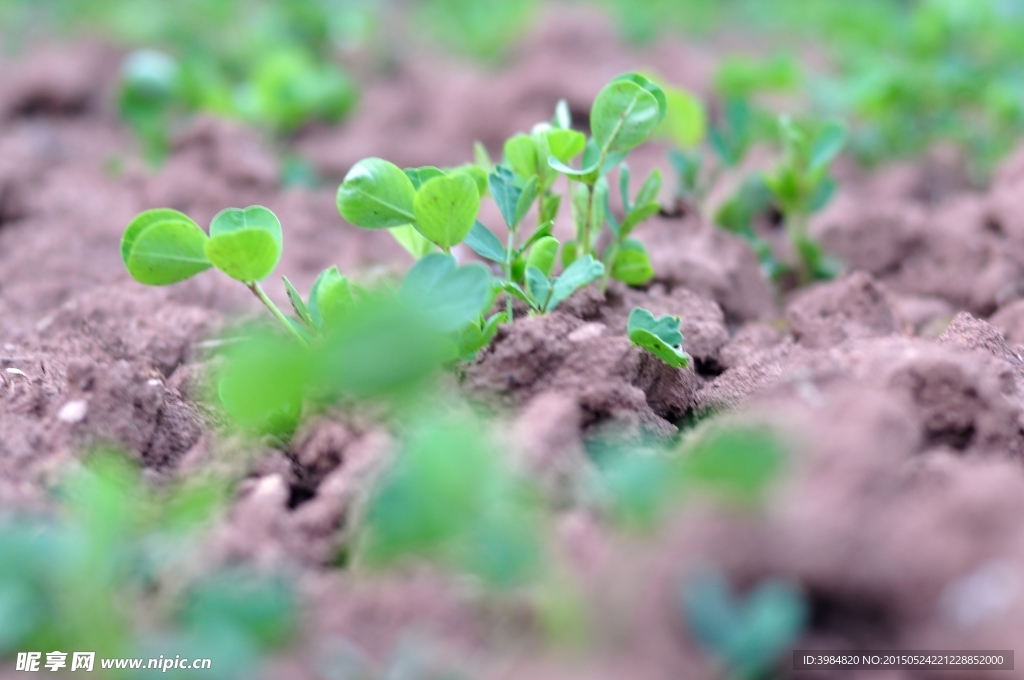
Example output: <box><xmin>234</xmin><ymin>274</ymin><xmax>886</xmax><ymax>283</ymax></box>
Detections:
<box><xmin>0</xmin><ymin>452</ymin><xmax>296</xmax><ymax>678</ymax></box>
<box><xmin>3</xmin><ymin>0</ymin><xmax>1024</xmax><ymax>177</ymax></box>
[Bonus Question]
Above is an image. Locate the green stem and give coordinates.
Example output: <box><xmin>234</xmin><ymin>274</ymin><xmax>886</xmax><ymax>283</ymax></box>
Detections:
<box><xmin>505</xmin><ymin>227</ymin><xmax>516</xmax><ymax>322</ymax></box>
<box><xmin>249</xmin><ymin>282</ymin><xmax>308</xmax><ymax>346</ymax></box>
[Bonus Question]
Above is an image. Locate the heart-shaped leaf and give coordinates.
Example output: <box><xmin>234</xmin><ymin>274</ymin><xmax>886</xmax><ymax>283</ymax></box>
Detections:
<box><xmin>122</xmin><ymin>209</ymin><xmax>212</xmax><ymax>285</ymax></box>
<box><xmin>548</xmin><ymin>254</ymin><xmax>604</xmax><ymax>312</ymax></box>
<box><xmin>413</xmin><ymin>173</ymin><xmax>480</xmax><ymax>249</ymax></box>
<box><xmin>591</xmin><ymin>79</ymin><xmax>661</xmax><ymax>154</ymax></box>
<box><xmin>401</xmin><ymin>254</ymin><xmax>492</xmax><ymax>333</ymax></box>
<box><xmin>628</xmin><ymin>307</ymin><xmax>688</xmax><ymax>368</ymax></box>
<box><xmin>205</xmin><ymin>229</ymin><xmax>280</xmax><ymax>282</ymax></box>
<box><xmin>210</xmin><ymin>205</ymin><xmax>282</xmax><ymax>247</ymax></box>
<box><xmin>464</xmin><ymin>221</ymin><xmax>507</xmax><ymax>263</ymax></box>
<box><xmin>337</xmin><ymin>158</ymin><xmax>417</xmax><ymax>229</ymax></box>
<box><xmin>628</xmin><ymin>307</ymin><xmax>682</xmax><ymax>346</ymax></box>
<box><xmin>611</xmin><ymin>240</ymin><xmax>654</xmax><ymax>285</ymax></box>
<box><xmin>681</xmin><ymin>570</ymin><xmax>807</xmax><ymax>679</ymax></box>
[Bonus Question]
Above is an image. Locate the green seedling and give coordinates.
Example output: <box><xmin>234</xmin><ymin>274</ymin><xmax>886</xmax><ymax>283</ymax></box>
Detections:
<box><xmin>589</xmin><ymin>421</ymin><xmax>788</xmax><ymax>528</ymax></box>
<box><xmin>680</xmin><ymin>569</ymin><xmax>808</xmax><ymax>680</ymax></box>
<box><xmin>0</xmin><ymin>451</ymin><xmax>294</xmax><ymax>676</ymax></box>
<box><xmin>547</xmin><ymin>74</ymin><xmax>667</xmax><ymax>282</ymax></box>
<box><xmin>122</xmin><ymin>205</ymin><xmax>319</xmax><ymax>345</ymax></box>
<box><xmin>501</xmin><ymin>240</ymin><xmax>605</xmax><ymax>315</ymax></box>
<box><xmin>215</xmin><ymin>264</ymin><xmax>494</xmax><ymax>435</ymax></box>
<box><xmin>338</xmin><ymin>75</ymin><xmax>673</xmax><ymax>324</ymax></box>
<box><xmin>627</xmin><ymin>307</ymin><xmax>689</xmax><ymax>368</ymax></box>
<box><xmin>764</xmin><ymin>116</ymin><xmax>846</xmax><ymax>283</ymax></box>
<box><xmin>360</xmin><ymin>414</ymin><xmax>542</xmax><ymax>587</ymax></box>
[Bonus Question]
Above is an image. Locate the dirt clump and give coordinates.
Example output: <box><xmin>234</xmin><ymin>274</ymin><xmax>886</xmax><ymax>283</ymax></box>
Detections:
<box><xmin>785</xmin><ymin>271</ymin><xmax>908</xmax><ymax>349</ymax></box>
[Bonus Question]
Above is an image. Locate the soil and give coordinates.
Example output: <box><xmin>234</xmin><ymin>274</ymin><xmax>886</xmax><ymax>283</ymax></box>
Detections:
<box><xmin>2</xmin><ymin>6</ymin><xmax>1024</xmax><ymax>679</ymax></box>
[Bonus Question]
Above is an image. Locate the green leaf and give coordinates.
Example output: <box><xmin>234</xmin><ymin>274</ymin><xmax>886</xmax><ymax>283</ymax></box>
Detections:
<box><xmin>283</xmin><ymin>276</ymin><xmax>315</xmax><ymax>330</ymax></box>
<box><xmin>561</xmin><ymin>240</ymin><xmax>578</xmax><ymax>268</ymax></box>
<box><xmin>122</xmin><ymin>208</ymin><xmax>193</xmax><ymax>265</ymax></box>
<box><xmin>205</xmin><ymin>228</ymin><xmax>280</xmax><ymax>282</ymax></box>
<box><xmin>209</xmin><ymin>205</ymin><xmax>282</xmax><ymax>249</ymax></box>
<box><xmin>548</xmin><ymin>254</ymin><xmax>604</xmax><ymax>311</ymax></box>
<box><xmin>627</xmin><ymin>307</ymin><xmax>689</xmax><ymax>368</ymax></box>
<box><xmin>635</xmin><ymin>168</ymin><xmax>662</xmax><ymax>207</ymax></box>
<box><xmin>620</xmin><ymin>202</ymin><xmax>661</xmax><ymax>238</ymax></box>
<box><xmin>513</xmin><ymin>175</ymin><xmax>539</xmax><ymax>227</ymax></box>
<box><xmin>401</xmin><ymin>254</ymin><xmax>492</xmax><ymax>333</ymax></box>
<box><xmin>544</xmin><ymin>128</ymin><xmax>586</xmax><ymax>162</ymax></box>
<box><xmin>628</xmin><ymin>306</ymin><xmax>682</xmax><ymax>346</ymax></box>
<box><xmin>122</xmin><ymin>210</ymin><xmax>211</xmax><ymax>285</ymax></box>
<box><xmin>314</xmin><ymin>266</ymin><xmax>355</xmax><ymax>329</ymax></box>
<box><xmin>389</xmin><ymin>224</ymin><xmax>436</xmax><ymax>259</ymax></box>
<box><xmin>500</xmin><ymin>280</ymin><xmax>533</xmax><ymax>308</ymax></box>
<box><xmin>504</xmin><ymin>134</ymin><xmax>538</xmax><ymax>180</ymax></box>
<box><xmin>527</xmin><ymin>236</ymin><xmax>559</xmax><ymax>279</ymax></box>
<box><xmin>591</xmin><ymin>79</ymin><xmax>661</xmax><ymax>154</ymax></box>
<box><xmin>547</xmin><ymin>156</ymin><xmax>600</xmax><ymax>183</ymax></box>
<box><xmin>489</xmin><ymin>169</ymin><xmax>522</xmax><ymax>229</ymax></box>
<box><xmin>464</xmin><ymin>220</ymin><xmax>507</xmax><ymax>263</ymax></box>
<box><xmin>612</xmin><ymin>72</ymin><xmax>668</xmax><ymax>123</ymax></box>
<box><xmin>454</xmin><ymin>164</ymin><xmax>489</xmax><ymax>197</ymax></box>
<box><xmin>404</xmin><ymin>166</ymin><xmax>446</xmax><ymax>190</ymax></box>
<box><xmin>337</xmin><ymin>158</ymin><xmax>417</xmax><ymax>229</ymax></box>
<box><xmin>619</xmin><ymin>163</ymin><xmax>633</xmax><ymax>214</ymax></box>
<box><xmin>512</xmin><ymin>221</ymin><xmax>554</xmax><ymax>261</ymax></box>
<box><xmin>525</xmin><ymin>266</ymin><xmax>551</xmax><ymax>309</ymax></box>
<box><xmin>413</xmin><ymin>173</ymin><xmax>480</xmax><ymax>249</ymax></box>
<box><xmin>656</xmin><ymin>86</ymin><xmax>707</xmax><ymax>148</ymax></box>
<box><xmin>539</xmin><ymin>193</ymin><xmax>561</xmax><ymax>224</ymax></box>
<box><xmin>809</xmin><ymin>122</ymin><xmax>847</xmax><ymax>173</ymax></box>
<box><xmin>611</xmin><ymin>239</ymin><xmax>654</xmax><ymax>285</ymax></box>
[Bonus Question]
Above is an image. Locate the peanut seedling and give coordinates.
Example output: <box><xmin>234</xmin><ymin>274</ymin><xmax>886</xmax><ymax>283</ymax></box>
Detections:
<box><xmin>627</xmin><ymin>307</ymin><xmax>689</xmax><ymax>368</ymax></box>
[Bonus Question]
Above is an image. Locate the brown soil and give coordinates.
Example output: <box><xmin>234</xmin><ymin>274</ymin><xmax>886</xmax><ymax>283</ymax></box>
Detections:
<box><xmin>3</xmin><ymin>6</ymin><xmax>1024</xmax><ymax>679</ymax></box>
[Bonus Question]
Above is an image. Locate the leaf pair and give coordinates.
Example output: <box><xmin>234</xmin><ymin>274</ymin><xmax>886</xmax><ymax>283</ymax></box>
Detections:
<box><xmin>336</xmin><ymin>158</ymin><xmax>480</xmax><ymax>251</ymax></box>
<box><xmin>627</xmin><ymin>307</ymin><xmax>690</xmax><ymax>368</ymax></box>
<box><xmin>123</xmin><ymin>206</ymin><xmax>282</xmax><ymax>285</ymax></box>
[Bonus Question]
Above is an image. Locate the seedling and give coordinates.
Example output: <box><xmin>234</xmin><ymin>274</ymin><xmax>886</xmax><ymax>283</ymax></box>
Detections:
<box><xmin>122</xmin><ymin>205</ymin><xmax>320</xmax><ymax>345</ymax></box>
<box><xmin>360</xmin><ymin>415</ymin><xmax>542</xmax><ymax>587</ymax></box>
<box><xmin>338</xmin><ymin>73</ymin><xmax>679</xmax><ymax>322</ymax></box>
<box><xmin>627</xmin><ymin>307</ymin><xmax>689</xmax><ymax>368</ymax></box>
<box><xmin>680</xmin><ymin>569</ymin><xmax>808</xmax><ymax>680</ymax></box>
<box><xmin>764</xmin><ymin>116</ymin><xmax>846</xmax><ymax>283</ymax></box>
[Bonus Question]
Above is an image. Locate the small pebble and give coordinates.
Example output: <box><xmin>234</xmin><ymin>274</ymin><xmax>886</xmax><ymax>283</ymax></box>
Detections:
<box><xmin>147</xmin><ymin>378</ymin><xmax>162</xmax><ymax>386</ymax></box>
<box><xmin>6</xmin><ymin>368</ymin><xmax>26</xmax><ymax>377</ymax></box>
<box><xmin>57</xmin><ymin>400</ymin><xmax>88</xmax><ymax>424</ymax></box>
